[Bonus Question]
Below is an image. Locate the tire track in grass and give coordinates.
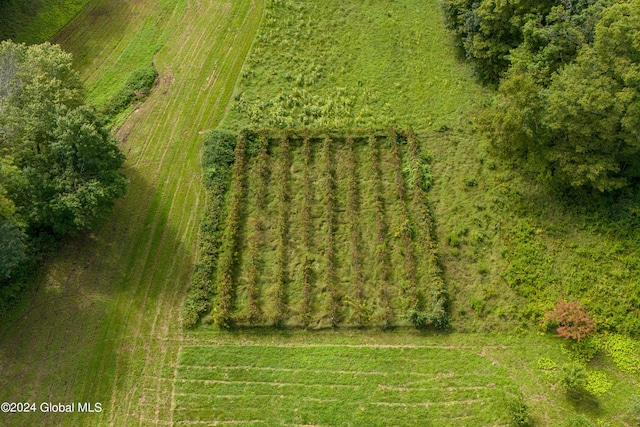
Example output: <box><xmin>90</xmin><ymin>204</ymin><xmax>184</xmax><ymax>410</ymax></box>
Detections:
<box><xmin>128</xmin><ymin>4</ymin><xmax>263</xmax><ymax>424</ymax></box>
<box><xmin>133</xmin><ymin>3</ymin><xmax>230</xmax><ymax>168</ymax></box>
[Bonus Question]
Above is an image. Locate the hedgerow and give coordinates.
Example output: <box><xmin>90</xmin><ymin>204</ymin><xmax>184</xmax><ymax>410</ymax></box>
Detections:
<box><xmin>183</xmin><ymin>130</ymin><xmax>237</xmax><ymax>328</ymax></box>
<box><xmin>213</xmin><ymin>133</ymin><xmax>248</xmax><ymax>328</ymax></box>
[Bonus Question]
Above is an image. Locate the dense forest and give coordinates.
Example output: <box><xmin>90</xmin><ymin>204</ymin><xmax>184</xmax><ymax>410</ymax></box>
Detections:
<box><xmin>446</xmin><ymin>0</ymin><xmax>640</xmax><ymax>192</ymax></box>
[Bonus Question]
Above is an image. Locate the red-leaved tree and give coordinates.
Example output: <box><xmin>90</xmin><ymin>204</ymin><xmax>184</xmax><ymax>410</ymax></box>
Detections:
<box><xmin>545</xmin><ymin>298</ymin><xmax>594</xmax><ymax>342</ymax></box>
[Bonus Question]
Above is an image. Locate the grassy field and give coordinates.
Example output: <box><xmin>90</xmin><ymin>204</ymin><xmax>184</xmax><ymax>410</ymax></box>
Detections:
<box><xmin>0</xmin><ymin>0</ymin><xmax>264</xmax><ymax>425</ymax></box>
<box><xmin>0</xmin><ymin>0</ymin><xmax>639</xmax><ymax>426</ymax></box>
<box><xmin>222</xmin><ymin>0</ymin><xmax>487</xmax><ymax>133</ymax></box>
<box><xmin>173</xmin><ymin>330</ymin><xmax>639</xmax><ymax>426</ymax></box>
<box><xmin>0</xmin><ymin>0</ymin><xmax>92</xmax><ymax>44</ymax></box>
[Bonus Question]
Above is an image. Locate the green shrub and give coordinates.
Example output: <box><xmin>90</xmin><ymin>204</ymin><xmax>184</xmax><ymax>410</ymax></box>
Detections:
<box><xmin>202</xmin><ymin>130</ymin><xmax>238</xmax><ymax>190</ymax></box>
<box><xmin>563</xmin><ymin>337</ymin><xmax>600</xmax><ymax>366</ymax></box>
<box><xmin>561</xmin><ymin>363</ymin><xmax>588</xmax><ymax>400</ymax></box>
<box><xmin>103</xmin><ymin>66</ymin><xmax>157</xmax><ymax>118</ymax></box>
<box><xmin>506</xmin><ymin>395</ymin><xmax>532</xmax><ymax>427</ymax></box>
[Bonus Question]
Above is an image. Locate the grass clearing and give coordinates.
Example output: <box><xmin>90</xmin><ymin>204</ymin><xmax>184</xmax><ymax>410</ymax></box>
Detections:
<box><xmin>174</xmin><ymin>329</ymin><xmax>640</xmax><ymax>426</ymax></box>
<box><xmin>174</xmin><ymin>344</ymin><xmax>515</xmax><ymax>425</ymax></box>
<box><xmin>222</xmin><ymin>0</ymin><xmax>487</xmax><ymax>132</ymax></box>
<box><xmin>0</xmin><ymin>0</ymin><xmax>263</xmax><ymax>425</ymax></box>
<box><xmin>0</xmin><ymin>0</ymin><xmax>91</xmax><ymax>44</ymax></box>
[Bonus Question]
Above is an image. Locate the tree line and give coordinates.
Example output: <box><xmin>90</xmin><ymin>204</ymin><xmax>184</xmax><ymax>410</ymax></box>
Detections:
<box><xmin>445</xmin><ymin>0</ymin><xmax>640</xmax><ymax>192</ymax></box>
<box><xmin>0</xmin><ymin>41</ymin><xmax>127</xmax><ymax>308</ymax></box>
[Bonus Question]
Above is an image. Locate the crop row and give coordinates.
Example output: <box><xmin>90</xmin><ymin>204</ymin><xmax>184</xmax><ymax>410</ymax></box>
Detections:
<box><xmin>323</xmin><ymin>137</ymin><xmax>339</xmax><ymax>327</ymax></box>
<box><xmin>369</xmin><ymin>134</ymin><xmax>394</xmax><ymax>328</ymax></box>
<box><xmin>244</xmin><ymin>135</ymin><xmax>269</xmax><ymax>324</ymax></box>
<box><xmin>300</xmin><ymin>137</ymin><xmax>314</xmax><ymax>327</ymax></box>
<box><xmin>346</xmin><ymin>137</ymin><xmax>367</xmax><ymax>325</ymax></box>
<box><xmin>406</xmin><ymin>129</ymin><xmax>448</xmax><ymax>328</ymax></box>
<box><xmin>390</xmin><ymin>129</ymin><xmax>419</xmax><ymax>314</ymax></box>
<box><xmin>190</xmin><ymin>129</ymin><xmax>449</xmax><ymax>329</ymax></box>
<box><xmin>273</xmin><ymin>136</ymin><xmax>291</xmax><ymax>325</ymax></box>
<box><xmin>213</xmin><ymin>134</ymin><xmax>247</xmax><ymax>328</ymax></box>
<box><xmin>183</xmin><ymin>130</ymin><xmax>242</xmax><ymax>328</ymax></box>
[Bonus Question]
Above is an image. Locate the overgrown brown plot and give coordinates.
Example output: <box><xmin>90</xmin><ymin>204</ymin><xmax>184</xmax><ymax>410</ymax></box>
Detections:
<box><xmin>196</xmin><ymin>129</ymin><xmax>448</xmax><ymax>329</ymax></box>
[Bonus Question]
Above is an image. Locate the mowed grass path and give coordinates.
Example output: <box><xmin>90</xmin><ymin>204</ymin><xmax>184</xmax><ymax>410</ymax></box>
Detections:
<box><xmin>0</xmin><ymin>0</ymin><xmax>92</xmax><ymax>44</ymax></box>
<box><xmin>0</xmin><ymin>0</ymin><xmax>264</xmax><ymax>425</ymax></box>
<box><xmin>174</xmin><ymin>330</ymin><xmax>605</xmax><ymax>426</ymax></box>
<box><xmin>174</xmin><ymin>342</ymin><xmax>515</xmax><ymax>426</ymax></box>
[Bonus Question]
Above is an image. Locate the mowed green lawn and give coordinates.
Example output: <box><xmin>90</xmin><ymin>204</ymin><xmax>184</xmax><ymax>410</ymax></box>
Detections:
<box><xmin>0</xmin><ymin>0</ymin><xmax>638</xmax><ymax>426</ymax></box>
<box><xmin>174</xmin><ymin>330</ymin><xmax>639</xmax><ymax>426</ymax></box>
<box><xmin>175</xmin><ymin>341</ymin><xmax>516</xmax><ymax>426</ymax></box>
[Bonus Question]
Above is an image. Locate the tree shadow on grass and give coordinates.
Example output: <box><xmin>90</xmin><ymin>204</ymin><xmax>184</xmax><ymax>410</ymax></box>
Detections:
<box><xmin>0</xmin><ymin>164</ymin><xmax>193</xmax><ymax>424</ymax></box>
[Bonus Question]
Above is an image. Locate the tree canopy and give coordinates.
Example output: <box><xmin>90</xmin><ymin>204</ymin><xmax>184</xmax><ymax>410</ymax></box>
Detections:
<box><xmin>447</xmin><ymin>0</ymin><xmax>640</xmax><ymax>192</ymax></box>
<box><xmin>0</xmin><ymin>41</ymin><xmax>126</xmax><ymax>289</ymax></box>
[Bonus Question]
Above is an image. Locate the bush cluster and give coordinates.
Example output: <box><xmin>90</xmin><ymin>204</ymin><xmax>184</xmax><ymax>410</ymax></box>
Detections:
<box><xmin>102</xmin><ymin>67</ymin><xmax>157</xmax><ymax>118</ymax></box>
